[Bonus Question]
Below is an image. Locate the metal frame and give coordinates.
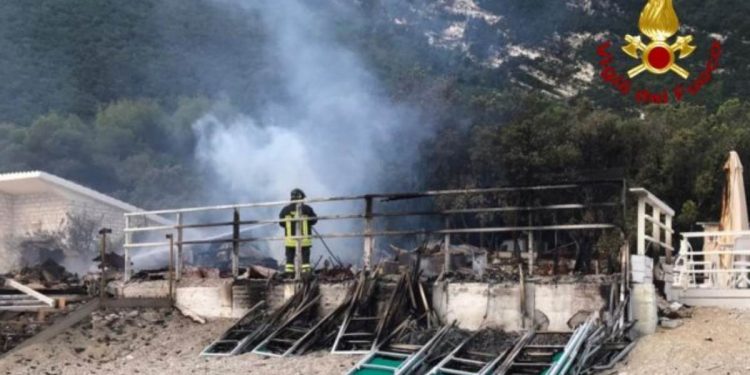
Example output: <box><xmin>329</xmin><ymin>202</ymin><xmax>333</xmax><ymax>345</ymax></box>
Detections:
<box><xmin>250</xmin><ymin>295</ymin><xmax>322</xmax><ymax>357</ymax></box>
<box><xmin>426</xmin><ymin>333</ymin><xmax>513</xmax><ymax>375</ymax></box>
<box><xmin>346</xmin><ymin>324</ymin><xmax>452</xmax><ymax>375</ymax></box>
<box><xmin>199</xmin><ymin>301</ymin><xmax>266</xmax><ymax>357</ymax></box>
<box><xmin>123</xmin><ymin>181</ymin><xmax>627</xmax><ymax>281</ymax></box>
<box><xmin>331</xmin><ymin>273</ymin><xmax>380</xmax><ymax>355</ymax></box>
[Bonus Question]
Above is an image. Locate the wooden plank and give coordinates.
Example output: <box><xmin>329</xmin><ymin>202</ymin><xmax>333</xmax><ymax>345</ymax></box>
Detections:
<box><xmin>4</xmin><ymin>279</ymin><xmax>55</xmax><ymax>307</ymax></box>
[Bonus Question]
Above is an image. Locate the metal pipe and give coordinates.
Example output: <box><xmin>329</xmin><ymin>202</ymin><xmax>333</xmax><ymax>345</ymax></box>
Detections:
<box><xmin>682</xmin><ymin>230</ymin><xmax>750</xmax><ymax>238</ymax></box>
<box><xmin>166</xmin><ymin>234</ymin><xmax>174</xmax><ymax>301</ymax></box>
<box><xmin>444</xmin><ymin>216</ymin><xmax>451</xmax><ymax>274</ymax></box>
<box><xmin>232</xmin><ymin>209</ymin><xmax>240</xmax><ymax>278</ymax></box>
<box><xmin>294</xmin><ymin>202</ymin><xmax>302</xmax><ymax>281</ymax></box>
<box><xmin>124</xmin><ymin>216</ymin><xmax>132</xmax><ymax>282</ymax></box>
<box><xmin>312</xmin><ymin>227</ymin><xmax>343</xmax><ymax>267</ymax></box>
<box><xmin>125</xmin><ymin>202</ymin><xmax>620</xmax><ymax>232</ymax></box>
<box><xmin>124</xmin><ymin>225</ymin><xmax>178</xmax><ymax>233</ymax></box>
<box><xmin>126</xmin><ymin>181</ymin><xmax>623</xmax><ymax>217</ymax></box>
<box><xmin>124</xmin><ymin>223</ymin><xmax>619</xmax><ymax>249</ymax></box>
<box><xmin>176</xmin><ymin>213</ymin><xmax>183</xmax><ymax>281</ymax></box>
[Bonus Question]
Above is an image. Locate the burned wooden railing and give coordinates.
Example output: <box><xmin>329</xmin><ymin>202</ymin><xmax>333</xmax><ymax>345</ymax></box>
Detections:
<box><xmin>123</xmin><ymin>181</ymin><xmax>629</xmax><ymax>281</ymax></box>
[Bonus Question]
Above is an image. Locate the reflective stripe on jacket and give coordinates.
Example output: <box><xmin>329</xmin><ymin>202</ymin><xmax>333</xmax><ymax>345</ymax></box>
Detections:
<box><xmin>284</xmin><ymin>211</ymin><xmax>313</xmax><ymax>247</ymax></box>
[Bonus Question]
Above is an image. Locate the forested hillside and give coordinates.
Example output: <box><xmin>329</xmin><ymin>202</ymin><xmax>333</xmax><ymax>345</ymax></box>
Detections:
<box><xmin>0</xmin><ymin>0</ymin><xmax>746</xmax><ymax>232</ymax></box>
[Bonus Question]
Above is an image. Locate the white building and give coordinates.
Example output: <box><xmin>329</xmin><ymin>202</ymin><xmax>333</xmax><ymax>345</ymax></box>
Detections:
<box><xmin>0</xmin><ymin>171</ymin><xmax>157</xmax><ymax>273</ymax></box>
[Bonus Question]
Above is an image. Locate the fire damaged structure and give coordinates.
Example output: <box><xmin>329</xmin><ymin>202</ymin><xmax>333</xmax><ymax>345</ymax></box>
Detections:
<box><xmin>109</xmin><ymin>179</ymin><xmax>673</xmax><ymax>373</ymax></box>
<box><xmin>2</xmin><ymin>176</ymin><xmax>688</xmax><ymax>373</ymax></box>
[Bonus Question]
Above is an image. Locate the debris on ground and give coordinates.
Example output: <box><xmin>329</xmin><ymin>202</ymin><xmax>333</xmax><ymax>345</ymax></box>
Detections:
<box><xmin>1</xmin><ymin>260</ymin><xmax>81</xmax><ymax>290</ymax></box>
<box><xmin>0</xmin><ymin>307</ymin><xmax>360</xmax><ymax>375</ymax></box>
<box><xmin>91</xmin><ymin>252</ymin><xmax>125</xmax><ymax>270</ymax></box>
<box><xmin>659</xmin><ymin>317</ymin><xmax>684</xmax><ymax>329</ymax></box>
<box><xmin>315</xmin><ymin>265</ymin><xmax>355</xmax><ymax>282</ymax></box>
<box><xmin>243</xmin><ymin>265</ymin><xmax>277</xmax><ymax>279</ymax></box>
<box><xmin>657</xmin><ymin>297</ymin><xmax>693</xmax><ymax>319</ymax></box>
<box><xmin>0</xmin><ymin>301</ymin><xmax>86</xmax><ymax>355</ymax></box>
<box><xmin>0</xmin><ymin>312</ymin><xmax>46</xmax><ymax>354</ymax></box>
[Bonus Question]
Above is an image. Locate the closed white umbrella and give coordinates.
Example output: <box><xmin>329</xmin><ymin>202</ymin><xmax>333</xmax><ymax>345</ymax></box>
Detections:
<box><xmin>718</xmin><ymin>151</ymin><xmax>749</xmax><ymax>287</ymax></box>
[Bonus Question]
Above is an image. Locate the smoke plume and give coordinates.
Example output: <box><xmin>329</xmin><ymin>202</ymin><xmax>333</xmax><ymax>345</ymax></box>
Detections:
<box><xmin>192</xmin><ymin>1</ymin><xmax>428</xmax><ymax>264</ymax></box>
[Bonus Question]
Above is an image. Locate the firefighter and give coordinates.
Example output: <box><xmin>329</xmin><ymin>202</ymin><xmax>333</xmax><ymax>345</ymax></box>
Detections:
<box><xmin>279</xmin><ymin>188</ymin><xmax>318</xmax><ymax>276</ymax></box>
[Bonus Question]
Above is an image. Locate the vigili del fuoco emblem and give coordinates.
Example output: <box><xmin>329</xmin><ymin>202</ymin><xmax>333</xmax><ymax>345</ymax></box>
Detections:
<box><xmin>622</xmin><ymin>0</ymin><xmax>697</xmax><ymax>79</ymax></box>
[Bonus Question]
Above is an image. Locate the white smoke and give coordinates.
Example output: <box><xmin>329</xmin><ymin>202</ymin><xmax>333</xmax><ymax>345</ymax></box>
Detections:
<box><xmin>192</xmin><ymin>0</ymin><xmax>428</xmax><ymax>265</ymax></box>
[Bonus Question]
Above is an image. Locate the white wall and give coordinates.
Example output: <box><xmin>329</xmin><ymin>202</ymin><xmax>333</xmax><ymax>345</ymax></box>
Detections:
<box><xmin>0</xmin><ymin>189</ymin><xmax>131</xmax><ymax>273</ymax></box>
<box><xmin>11</xmin><ymin>192</ymin><xmax>69</xmax><ymax>236</ymax></box>
<box><xmin>432</xmin><ymin>279</ymin><xmax>610</xmax><ymax>331</ymax></box>
<box><xmin>0</xmin><ymin>193</ymin><xmax>16</xmax><ymax>272</ymax></box>
<box><xmin>68</xmin><ymin>192</ymin><xmax>127</xmax><ymax>240</ymax></box>
<box><xmin>0</xmin><ymin>193</ymin><xmax>13</xmax><ymax>241</ymax></box>
<box><xmin>433</xmin><ymin>282</ymin><xmax>524</xmax><ymax>330</ymax></box>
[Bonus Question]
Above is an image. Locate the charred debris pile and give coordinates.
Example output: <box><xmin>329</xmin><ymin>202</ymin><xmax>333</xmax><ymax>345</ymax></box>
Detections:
<box><xmin>199</xmin><ymin>264</ymin><xmax>636</xmax><ymax>374</ymax></box>
<box><xmin>1</xmin><ymin>259</ymin><xmax>84</xmax><ymax>292</ymax></box>
<box><xmin>382</xmin><ymin>240</ymin><xmax>620</xmax><ymax>284</ymax></box>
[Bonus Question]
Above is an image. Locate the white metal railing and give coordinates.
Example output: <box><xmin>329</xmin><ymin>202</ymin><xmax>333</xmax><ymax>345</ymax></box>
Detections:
<box><xmin>629</xmin><ymin>188</ymin><xmax>675</xmax><ymax>260</ymax></box>
<box><xmin>673</xmin><ymin>230</ymin><xmax>750</xmax><ymax>289</ymax></box>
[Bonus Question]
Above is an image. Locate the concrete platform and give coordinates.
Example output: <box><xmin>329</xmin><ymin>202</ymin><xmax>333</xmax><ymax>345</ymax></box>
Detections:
<box><xmin>115</xmin><ymin>275</ymin><xmax>615</xmax><ymax>327</ymax></box>
<box><xmin>116</xmin><ymin>278</ymin><xmax>355</xmax><ymax>319</ymax></box>
<box><xmin>676</xmin><ymin>288</ymin><xmax>750</xmax><ymax>309</ymax></box>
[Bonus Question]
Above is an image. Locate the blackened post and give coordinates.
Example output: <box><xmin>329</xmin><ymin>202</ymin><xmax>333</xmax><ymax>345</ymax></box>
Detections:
<box><xmin>176</xmin><ymin>213</ymin><xmax>183</xmax><ymax>280</ymax></box>
<box><xmin>443</xmin><ymin>216</ymin><xmax>451</xmax><ymax>273</ymax></box>
<box><xmin>528</xmin><ymin>212</ymin><xmax>534</xmax><ymax>275</ymax></box>
<box><xmin>363</xmin><ymin>197</ymin><xmax>374</xmax><ymax>271</ymax></box>
<box><xmin>294</xmin><ymin>202</ymin><xmax>302</xmax><ymax>280</ymax></box>
<box><xmin>98</xmin><ymin>228</ymin><xmax>112</xmax><ymax>300</ymax></box>
<box><xmin>124</xmin><ymin>217</ymin><xmax>131</xmax><ymax>282</ymax></box>
<box><xmin>552</xmin><ymin>212</ymin><xmax>559</xmax><ymax>275</ymax></box>
<box><xmin>166</xmin><ymin>234</ymin><xmax>174</xmax><ymax>301</ymax></box>
<box><xmin>232</xmin><ymin>209</ymin><xmax>240</xmax><ymax>279</ymax></box>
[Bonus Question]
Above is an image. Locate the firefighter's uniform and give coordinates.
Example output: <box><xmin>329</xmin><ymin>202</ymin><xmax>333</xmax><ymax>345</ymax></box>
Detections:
<box><xmin>278</xmin><ymin>189</ymin><xmax>317</xmax><ymax>274</ymax></box>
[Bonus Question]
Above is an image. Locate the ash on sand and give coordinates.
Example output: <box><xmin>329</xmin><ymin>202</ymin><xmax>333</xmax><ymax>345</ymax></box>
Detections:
<box><xmin>0</xmin><ymin>308</ymin><xmax>360</xmax><ymax>375</ymax></box>
<box><xmin>466</xmin><ymin>329</ymin><xmax>519</xmax><ymax>353</ymax></box>
<box><xmin>616</xmin><ymin>307</ymin><xmax>750</xmax><ymax>375</ymax></box>
<box><xmin>1</xmin><ymin>301</ymin><xmax>89</xmax><ymax>355</ymax></box>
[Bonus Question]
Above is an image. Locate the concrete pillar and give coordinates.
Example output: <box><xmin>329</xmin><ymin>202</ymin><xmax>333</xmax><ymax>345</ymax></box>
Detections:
<box><xmin>631</xmin><ymin>283</ymin><xmax>657</xmax><ymax>336</ymax></box>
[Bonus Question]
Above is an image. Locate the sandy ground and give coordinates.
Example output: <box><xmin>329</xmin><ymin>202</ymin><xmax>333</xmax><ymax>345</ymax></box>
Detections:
<box><xmin>3</xmin><ymin>306</ymin><xmax>750</xmax><ymax>374</ymax></box>
<box><xmin>0</xmin><ymin>308</ymin><xmax>359</xmax><ymax>375</ymax></box>
<box><xmin>616</xmin><ymin>307</ymin><xmax>750</xmax><ymax>375</ymax></box>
